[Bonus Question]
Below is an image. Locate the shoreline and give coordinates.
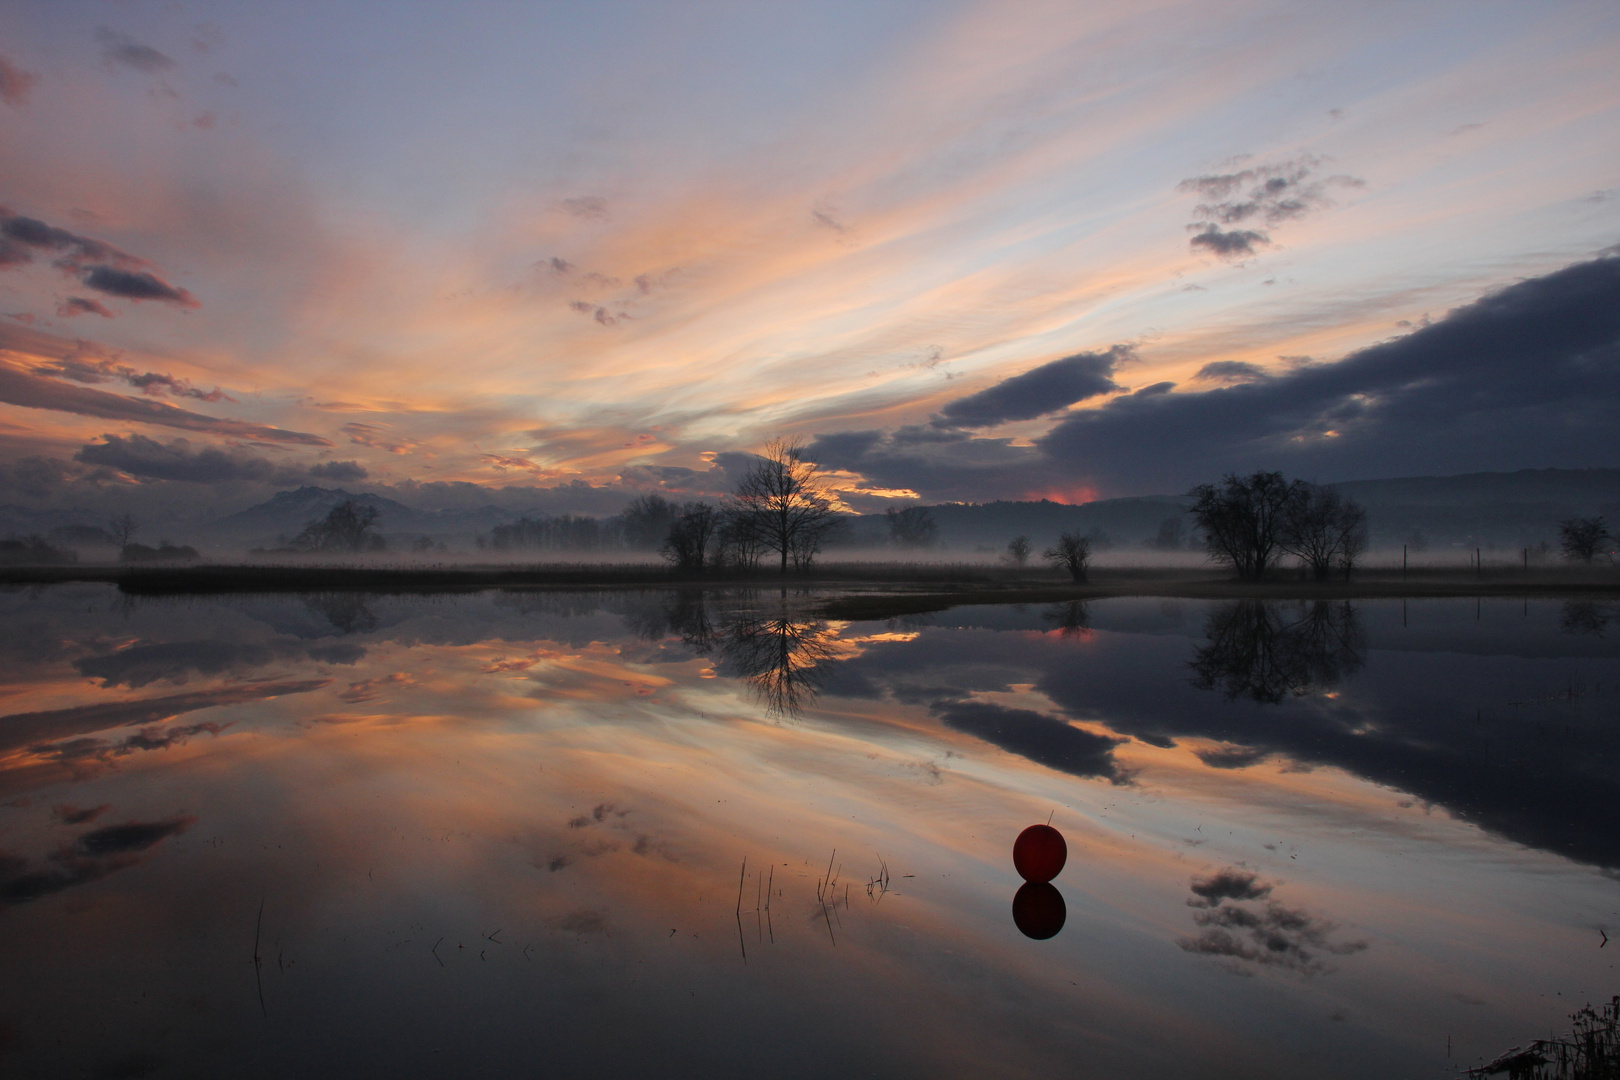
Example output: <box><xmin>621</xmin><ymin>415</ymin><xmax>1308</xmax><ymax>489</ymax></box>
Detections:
<box><xmin>2</xmin><ymin>562</ymin><xmax>1617</xmax><ymax>615</ymax></box>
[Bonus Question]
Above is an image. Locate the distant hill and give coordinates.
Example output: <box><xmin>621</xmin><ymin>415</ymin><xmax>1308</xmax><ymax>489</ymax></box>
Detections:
<box><xmin>1329</xmin><ymin>468</ymin><xmax>1620</xmax><ymax>549</ymax></box>
<box><xmin>200</xmin><ymin>486</ymin><xmax>519</xmax><ymax>547</ymax></box>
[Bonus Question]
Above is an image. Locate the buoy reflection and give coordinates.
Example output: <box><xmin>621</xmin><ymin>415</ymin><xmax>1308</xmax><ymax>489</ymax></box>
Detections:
<box><xmin>1012</xmin><ymin>882</ymin><xmax>1066</xmax><ymax>940</ymax></box>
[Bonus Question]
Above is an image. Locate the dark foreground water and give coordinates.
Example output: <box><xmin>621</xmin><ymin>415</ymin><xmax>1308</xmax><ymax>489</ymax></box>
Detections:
<box><xmin>0</xmin><ymin>586</ymin><xmax>1617</xmax><ymax>1079</ymax></box>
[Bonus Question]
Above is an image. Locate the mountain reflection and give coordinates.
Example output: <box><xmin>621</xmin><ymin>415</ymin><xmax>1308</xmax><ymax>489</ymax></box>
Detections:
<box><xmin>1189</xmin><ymin>600</ymin><xmax>1364</xmax><ymax>704</ymax></box>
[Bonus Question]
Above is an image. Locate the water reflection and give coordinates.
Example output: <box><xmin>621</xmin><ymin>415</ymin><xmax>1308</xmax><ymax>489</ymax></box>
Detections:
<box><xmin>1012</xmin><ymin>882</ymin><xmax>1066</xmax><ymax>939</ymax></box>
<box><xmin>303</xmin><ymin>592</ymin><xmax>379</xmax><ymax>635</ymax></box>
<box><xmin>1189</xmin><ymin>600</ymin><xmax>1364</xmax><ymax>704</ymax></box>
<box><xmin>0</xmin><ymin>586</ymin><xmax>1615</xmax><ymax>1079</ymax></box>
<box><xmin>719</xmin><ymin>612</ymin><xmax>840</xmax><ymax>717</ymax></box>
<box><xmin>1561</xmin><ymin>600</ymin><xmax>1613</xmax><ymax>637</ymax></box>
<box><xmin>1041</xmin><ymin>600</ymin><xmax>1091</xmax><ymax>638</ymax></box>
<box><xmin>627</xmin><ymin>589</ymin><xmax>839</xmax><ymax>717</ymax></box>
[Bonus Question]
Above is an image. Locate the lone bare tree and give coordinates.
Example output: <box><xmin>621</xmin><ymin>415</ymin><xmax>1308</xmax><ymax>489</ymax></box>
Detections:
<box><xmin>1281</xmin><ymin>484</ymin><xmax>1368</xmax><ymax>580</ymax></box>
<box><xmin>1189</xmin><ymin>472</ymin><xmax>1306</xmax><ymax>580</ymax></box>
<box><xmin>1043</xmin><ymin>531</ymin><xmax>1093</xmax><ymax>582</ymax></box>
<box><xmin>107</xmin><ymin>513</ymin><xmax>139</xmax><ymax>554</ymax></box>
<box><xmin>1559</xmin><ymin>516</ymin><xmax>1611</xmax><ymax>563</ymax></box>
<box><xmin>732</xmin><ymin>438</ymin><xmax>836</xmax><ymax>574</ymax></box>
<box><xmin>1005</xmin><ymin>535</ymin><xmax>1032</xmax><ymax>567</ymax></box>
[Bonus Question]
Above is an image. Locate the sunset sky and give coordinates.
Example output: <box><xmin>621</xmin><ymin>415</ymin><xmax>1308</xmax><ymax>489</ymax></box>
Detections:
<box><xmin>1</xmin><ymin>1</ymin><xmax>1617</xmax><ymax>520</ymax></box>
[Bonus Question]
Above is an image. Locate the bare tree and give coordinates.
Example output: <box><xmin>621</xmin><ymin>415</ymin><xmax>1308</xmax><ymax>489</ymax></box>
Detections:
<box><xmin>1006</xmin><ymin>535</ymin><xmax>1032</xmax><ymax>567</ymax></box>
<box><xmin>1189</xmin><ymin>471</ymin><xmax>1306</xmax><ymax>581</ymax></box>
<box><xmin>1559</xmin><ymin>516</ymin><xmax>1611</xmax><ymax>563</ymax></box>
<box><xmin>732</xmin><ymin>438</ymin><xmax>837</xmax><ymax>574</ymax></box>
<box><xmin>1043</xmin><ymin>531</ymin><xmax>1093</xmax><ymax>582</ymax></box>
<box><xmin>661</xmin><ymin>502</ymin><xmax>721</xmax><ymax>572</ymax></box>
<box><xmin>107</xmin><ymin>513</ymin><xmax>139</xmax><ymax>553</ymax></box>
<box><xmin>291</xmin><ymin>500</ymin><xmax>384</xmax><ymax>553</ymax></box>
<box><xmin>1281</xmin><ymin>484</ymin><xmax>1368</xmax><ymax>580</ymax></box>
<box><xmin>886</xmin><ymin>506</ymin><xmax>939</xmax><ymax>548</ymax></box>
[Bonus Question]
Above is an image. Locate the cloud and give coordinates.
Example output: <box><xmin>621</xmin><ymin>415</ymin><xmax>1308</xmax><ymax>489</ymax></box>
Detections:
<box><xmin>935</xmin><ymin>700</ymin><xmax>1129</xmax><ymax>783</ymax></box>
<box><xmin>1195</xmin><ymin>743</ymin><xmax>1271</xmax><ymax>769</ymax></box>
<box><xmin>308</xmin><ymin>459</ymin><xmax>368</xmax><ymax>482</ymax></box>
<box><xmin>0</xmin><ymin>455</ymin><xmax>73</xmax><ymax>499</ymax></box>
<box><xmin>1187</xmin><ymin>867</ymin><xmax>1273</xmax><ymax>907</ymax></box>
<box><xmin>56</xmin><ymin>297</ymin><xmax>115</xmax><ymax>319</ymax></box>
<box><xmin>0</xmin><ymin>206</ymin><xmax>150</xmax><ymax>273</ymax></box>
<box><xmin>0</xmin><ymin>679</ymin><xmax>329</xmax><ymax>756</ymax></box>
<box><xmin>79</xmin><ymin>266</ymin><xmax>199</xmax><ymax>307</ymax></box>
<box><xmin>1189</xmin><ymin>226</ymin><xmax>1268</xmax><ymax>258</ymax></box>
<box><xmin>0</xmin><ymin>55</ymin><xmax>39</xmax><ymax>106</ymax></box>
<box><xmin>1194</xmin><ymin>361</ymin><xmax>1268</xmax><ymax>384</ymax></box>
<box><xmin>1178</xmin><ymin>157</ymin><xmax>1362</xmax><ymax>259</ymax></box>
<box><xmin>1036</xmin><ymin>255</ymin><xmax>1620</xmax><ymax>492</ymax></box>
<box><xmin>560</xmin><ymin>196</ymin><xmax>609</xmax><ymax>220</ymax></box>
<box><xmin>341</xmin><ymin>422</ymin><xmax>414</xmax><ymax>454</ymax></box>
<box><xmin>77</xmin><ymin>640</ymin><xmax>364</xmax><ymax>690</ymax></box>
<box><xmin>0</xmin><ymin>207</ymin><xmax>198</xmax><ymax>310</ymax></box>
<box><xmin>32</xmin><ymin>721</ymin><xmax>226</xmax><ymax>766</ymax></box>
<box><xmin>0</xmin><ymin>814</ymin><xmax>194</xmax><ymax>906</ymax></box>
<box><xmin>1177</xmin><ymin>867</ymin><xmax>1366</xmax><ymax>974</ymax></box>
<box><xmin>95</xmin><ymin>28</ymin><xmax>177</xmax><ymax>73</ymax></box>
<box><xmin>74</xmin><ymin>434</ymin><xmax>307</xmax><ymax>484</ymax></box>
<box><xmin>935</xmin><ymin>347</ymin><xmax>1126</xmax><ymax>428</ymax></box>
<box><xmin>0</xmin><ymin>357</ymin><xmax>331</xmax><ymax>445</ymax></box>
<box><xmin>72</xmin><ymin>435</ymin><xmax>363</xmax><ymax>486</ymax></box>
<box><xmin>36</xmin><ymin>356</ymin><xmax>229</xmax><ymax>402</ymax></box>
<box><xmin>53</xmin><ymin>804</ymin><xmax>109</xmax><ymax>826</ymax></box>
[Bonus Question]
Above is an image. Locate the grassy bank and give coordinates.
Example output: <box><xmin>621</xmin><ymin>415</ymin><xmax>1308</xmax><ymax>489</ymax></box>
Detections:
<box><xmin>2</xmin><ymin>561</ymin><xmax>1616</xmax><ymax>614</ymax></box>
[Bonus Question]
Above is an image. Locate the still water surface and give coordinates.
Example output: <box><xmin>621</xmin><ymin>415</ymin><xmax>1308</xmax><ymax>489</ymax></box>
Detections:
<box><xmin>0</xmin><ymin>586</ymin><xmax>1616</xmax><ymax>1078</ymax></box>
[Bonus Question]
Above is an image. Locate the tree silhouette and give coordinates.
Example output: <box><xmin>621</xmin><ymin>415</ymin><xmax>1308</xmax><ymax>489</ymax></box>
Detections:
<box><xmin>886</xmin><ymin>506</ymin><xmax>939</xmax><ymax>548</ymax></box>
<box><xmin>1559</xmin><ymin>516</ymin><xmax>1611</xmax><ymax>563</ymax></box>
<box><xmin>1189</xmin><ymin>471</ymin><xmax>1306</xmax><ymax>580</ymax></box>
<box><xmin>731</xmin><ymin>438</ymin><xmax>837</xmax><ymax>574</ymax></box>
<box><xmin>661</xmin><ymin>503</ymin><xmax>720</xmax><ymax>571</ymax></box>
<box><xmin>1042</xmin><ymin>532</ymin><xmax>1092</xmax><ymax>582</ymax></box>
<box><xmin>291</xmin><ymin>500</ymin><xmax>384</xmax><ymax>553</ymax></box>
<box><xmin>1281</xmin><ymin>484</ymin><xmax>1368</xmax><ymax>580</ymax></box>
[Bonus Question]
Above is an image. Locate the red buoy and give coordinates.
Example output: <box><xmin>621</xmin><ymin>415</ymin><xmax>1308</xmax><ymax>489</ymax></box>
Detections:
<box><xmin>1013</xmin><ymin>823</ymin><xmax>1066</xmax><ymax>883</ymax></box>
<box><xmin>1012</xmin><ymin>882</ymin><xmax>1066</xmax><ymax>939</ymax></box>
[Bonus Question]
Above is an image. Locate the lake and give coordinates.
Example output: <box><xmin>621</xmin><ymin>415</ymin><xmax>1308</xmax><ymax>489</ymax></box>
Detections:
<box><xmin>0</xmin><ymin>585</ymin><xmax>1615</xmax><ymax>1078</ymax></box>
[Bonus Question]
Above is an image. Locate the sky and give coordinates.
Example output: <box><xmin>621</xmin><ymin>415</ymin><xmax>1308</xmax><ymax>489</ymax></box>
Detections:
<box><xmin>0</xmin><ymin>0</ymin><xmax>1617</xmax><ymax>521</ymax></box>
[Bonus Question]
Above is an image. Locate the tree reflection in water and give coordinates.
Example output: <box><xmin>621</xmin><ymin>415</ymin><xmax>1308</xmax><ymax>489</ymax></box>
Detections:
<box><xmin>1041</xmin><ymin>600</ymin><xmax>1091</xmax><ymax>638</ymax></box>
<box><xmin>630</xmin><ymin>590</ymin><xmax>839</xmax><ymax>718</ymax></box>
<box><xmin>1189</xmin><ymin>600</ymin><xmax>1364</xmax><ymax>705</ymax></box>
<box><xmin>718</xmin><ymin>612</ymin><xmax>840</xmax><ymax>718</ymax></box>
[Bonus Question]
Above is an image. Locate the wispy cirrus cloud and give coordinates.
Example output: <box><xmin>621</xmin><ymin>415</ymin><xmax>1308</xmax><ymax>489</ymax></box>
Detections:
<box><xmin>35</xmin><ymin>354</ymin><xmax>230</xmax><ymax>403</ymax></box>
<box><xmin>0</xmin><ymin>361</ymin><xmax>330</xmax><ymax>445</ymax></box>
